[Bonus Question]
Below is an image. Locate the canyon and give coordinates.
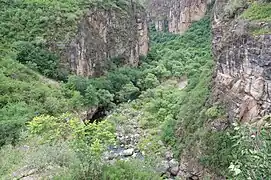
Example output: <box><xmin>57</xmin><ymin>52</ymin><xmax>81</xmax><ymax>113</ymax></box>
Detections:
<box><xmin>1</xmin><ymin>0</ymin><xmax>271</xmax><ymax>179</ymax></box>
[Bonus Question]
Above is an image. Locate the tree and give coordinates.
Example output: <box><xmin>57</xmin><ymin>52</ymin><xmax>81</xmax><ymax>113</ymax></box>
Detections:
<box><xmin>143</xmin><ymin>73</ymin><xmax>160</xmax><ymax>89</ymax></box>
<box><xmin>84</xmin><ymin>85</ymin><xmax>99</xmax><ymax>106</ymax></box>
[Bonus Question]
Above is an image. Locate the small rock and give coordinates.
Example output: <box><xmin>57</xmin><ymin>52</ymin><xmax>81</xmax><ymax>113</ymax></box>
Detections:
<box><xmin>122</xmin><ymin>148</ymin><xmax>134</xmax><ymax>156</ymax></box>
<box><xmin>165</xmin><ymin>151</ymin><xmax>173</xmax><ymax>160</ymax></box>
<box><xmin>191</xmin><ymin>175</ymin><xmax>199</xmax><ymax>180</ymax></box>
<box><xmin>157</xmin><ymin>160</ymin><xmax>169</xmax><ymax>173</ymax></box>
<box><xmin>104</xmin><ymin>151</ymin><xmax>118</xmax><ymax>160</ymax></box>
<box><xmin>132</xmin><ymin>153</ymin><xmax>137</xmax><ymax>158</ymax></box>
<box><xmin>170</xmin><ymin>166</ymin><xmax>179</xmax><ymax>176</ymax></box>
<box><xmin>169</xmin><ymin>159</ymin><xmax>179</xmax><ymax>168</ymax></box>
<box><xmin>165</xmin><ymin>172</ymin><xmax>171</xmax><ymax>178</ymax></box>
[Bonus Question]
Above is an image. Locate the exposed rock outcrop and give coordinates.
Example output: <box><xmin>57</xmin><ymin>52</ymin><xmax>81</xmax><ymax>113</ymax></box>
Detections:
<box><xmin>212</xmin><ymin>1</ymin><xmax>271</xmax><ymax>122</ymax></box>
<box><xmin>147</xmin><ymin>0</ymin><xmax>208</xmax><ymax>34</ymax></box>
<box><xmin>63</xmin><ymin>3</ymin><xmax>149</xmax><ymax>77</ymax></box>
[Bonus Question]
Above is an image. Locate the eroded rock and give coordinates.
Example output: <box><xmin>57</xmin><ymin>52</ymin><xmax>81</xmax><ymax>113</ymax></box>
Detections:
<box><xmin>212</xmin><ymin>0</ymin><xmax>271</xmax><ymax>122</ymax></box>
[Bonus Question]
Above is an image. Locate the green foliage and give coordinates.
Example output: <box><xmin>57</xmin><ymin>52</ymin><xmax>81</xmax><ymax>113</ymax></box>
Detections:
<box><xmin>205</xmin><ymin>105</ymin><xmax>224</xmax><ymax>119</ymax></box>
<box><xmin>97</xmin><ymin>89</ymin><xmax>114</xmax><ymax>106</ymax></box>
<box><xmin>66</xmin><ymin>75</ymin><xmax>90</xmax><ymax>95</ymax></box>
<box><xmin>0</xmin><ymin>145</ymin><xmax>24</xmax><ymax>177</ymax></box>
<box><xmin>84</xmin><ymin>85</ymin><xmax>99</xmax><ymax>106</ymax></box>
<box><xmin>0</xmin><ymin>0</ymin><xmax>86</xmax><ymax>48</ymax></box>
<box><xmin>0</xmin><ymin>0</ymin><xmax>137</xmax><ymax>80</ymax></box>
<box><xmin>0</xmin><ymin>57</ymin><xmax>80</xmax><ymax>146</ymax></box>
<box><xmin>200</xmin><ymin>130</ymin><xmax>234</xmax><ymax>176</ymax></box>
<box><xmin>28</xmin><ymin>113</ymin><xmax>116</xmax><ymax>156</ymax></box>
<box><xmin>146</xmin><ymin>17</ymin><xmax>214</xmax><ymax>156</ymax></box>
<box><xmin>201</xmin><ymin>122</ymin><xmax>271</xmax><ymax>178</ymax></box>
<box><xmin>102</xmin><ymin>159</ymin><xmax>161</xmax><ymax>180</ymax></box>
<box><xmin>241</xmin><ymin>2</ymin><xmax>271</xmax><ymax>21</ymax></box>
<box><xmin>116</xmin><ymin>82</ymin><xmax>140</xmax><ymax>103</ymax></box>
<box><xmin>142</xmin><ymin>73</ymin><xmax>160</xmax><ymax>89</ymax></box>
<box><xmin>15</xmin><ymin>42</ymin><xmax>61</xmax><ymax>79</ymax></box>
<box><xmin>228</xmin><ymin>123</ymin><xmax>271</xmax><ymax>179</ymax></box>
<box><xmin>250</xmin><ymin>27</ymin><xmax>271</xmax><ymax>36</ymax></box>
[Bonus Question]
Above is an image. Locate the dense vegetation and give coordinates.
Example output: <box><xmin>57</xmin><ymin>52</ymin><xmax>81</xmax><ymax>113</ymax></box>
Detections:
<box><xmin>0</xmin><ymin>57</ymin><xmax>80</xmax><ymax>146</ymax></box>
<box><xmin>1</xmin><ymin>0</ymin><xmax>271</xmax><ymax>179</ymax></box>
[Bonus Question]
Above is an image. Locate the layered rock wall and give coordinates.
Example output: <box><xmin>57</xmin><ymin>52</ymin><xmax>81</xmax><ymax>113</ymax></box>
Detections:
<box><xmin>63</xmin><ymin>3</ymin><xmax>148</xmax><ymax>77</ymax></box>
<box><xmin>147</xmin><ymin>0</ymin><xmax>207</xmax><ymax>34</ymax></box>
<box><xmin>212</xmin><ymin>0</ymin><xmax>271</xmax><ymax>122</ymax></box>
<box><xmin>168</xmin><ymin>0</ymin><xmax>207</xmax><ymax>34</ymax></box>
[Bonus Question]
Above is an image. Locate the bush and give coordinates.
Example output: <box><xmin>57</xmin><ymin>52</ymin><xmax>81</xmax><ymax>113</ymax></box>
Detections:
<box><xmin>102</xmin><ymin>160</ymin><xmax>161</xmax><ymax>180</ymax></box>
<box><xmin>143</xmin><ymin>73</ymin><xmax>160</xmax><ymax>89</ymax></box>
<box><xmin>116</xmin><ymin>82</ymin><xmax>140</xmax><ymax>102</ymax></box>
<box><xmin>241</xmin><ymin>2</ymin><xmax>271</xmax><ymax>21</ymax></box>
<box><xmin>205</xmin><ymin>105</ymin><xmax>224</xmax><ymax>119</ymax></box>
<box><xmin>15</xmin><ymin>42</ymin><xmax>60</xmax><ymax>79</ymax></box>
<box><xmin>228</xmin><ymin>122</ymin><xmax>271</xmax><ymax>179</ymax></box>
<box><xmin>0</xmin><ymin>57</ymin><xmax>79</xmax><ymax>146</ymax></box>
<box><xmin>200</xmin><ymin>130</ymin><xmax>234</xmax><ymax>176</ymax></box>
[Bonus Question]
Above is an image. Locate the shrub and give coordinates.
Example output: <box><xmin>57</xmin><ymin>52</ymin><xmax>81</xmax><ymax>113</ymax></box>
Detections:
<box><xmin>28</xmin><ymin>113</ymin><xmax>116</xmax><ymax>155</ymax></box>
<box><xmin>228</xmin><ymin>123</ymin><xmax>271</xmax><ymax>179</ymax></box>
<box><xmin>84</xmin><ymin>85</ymin><xmax>99</xmax><ymax>106</ymax></box>
<box><xmin>241</xmin><ymin>2</ymin><xmax>271</xmax><ymax>21</ymax></box>
<box><xmin>15</xmin><ymin>42</ymin><xmax>60</xmax><ymax>79</ymax></box>
<box><xmin>116</xmin><ymin>82</ymin><xmax>140</xmax><ymax>102</ymax></box>
<box><xmin>200</xmin><ymin>130</ymin><xmax>234</xmax><ymax>176</ymax></box>
<box><xmin>102</xmin><ymin>160</ymin><xmax>162</xmax><ymax>180</ymax></box>
<box><xmin>205</xmin><ymin>105</ymin><xmax>224</xmax><ymax>119</ymax></box>
<box><xmin>143</xmin><ymin>73</ymin><xmax>160</xmax><ymax>89</ymax></box>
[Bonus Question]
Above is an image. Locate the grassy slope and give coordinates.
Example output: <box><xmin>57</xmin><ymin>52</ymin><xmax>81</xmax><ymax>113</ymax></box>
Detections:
<box><xmin>240</xmin><ymin>2</ymin><xmax>271</xmax><ymax>35</ymax></box>
<box><xmin>0</xmin><ymin>56</ymin><xmax>78</xmax><ymax>146</ymax></box>
<box><xmin>0</xmin><ymin>0</ymin><xmax>132</xmax><ymax>50</ymax></box>
<box><xmin>0</xmin><ymin>0</ymin><xmax>140</xmax><ymax>146</ymax></box>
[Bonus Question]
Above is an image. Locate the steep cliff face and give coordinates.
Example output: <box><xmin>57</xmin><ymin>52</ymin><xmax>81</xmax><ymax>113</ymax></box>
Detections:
<box><xmin>212</xmin><ymin>0</ymin><xmax>271</xmax><ymax>122</ymax></box>
<box><xmin>64</xmin><ymin>3</ymin><xmax>149</xmax><ymax>77</ymax></box>
<box><xmin>148</xmin><ymin>0</ymin><xmax>207</xmax><ymax>34</ymax></box>
<box><xmin>168</xmin><ymin>0</ymin><xmax>208</xmax><ymax>34</ymax></box>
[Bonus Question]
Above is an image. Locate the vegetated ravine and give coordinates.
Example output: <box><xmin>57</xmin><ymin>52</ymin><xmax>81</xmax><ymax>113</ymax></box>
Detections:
<box><xmin>0</xmin><ymin>15</ymin><xmax>213</xmax><ymax>179</ymax></box>
<box><xmin>2</xmin><ymin>0</ymin><xmax>271</xmax><ymax>179</ymax></box>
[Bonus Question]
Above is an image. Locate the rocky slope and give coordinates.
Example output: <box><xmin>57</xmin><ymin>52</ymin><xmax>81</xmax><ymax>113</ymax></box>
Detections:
<box><xmin>212</xmin><ymin>0</ymin><xmax>271</xmax><ymax>123</ymax></box>
<box><xmin>147</xmin><ymin>0</ymin><xmax>208</xmax><ymax>34</ymax></box>
<box><xmin>63</xmin><ymin>3</ymin><xmax>149</xmax><ymax>77</ymax></box>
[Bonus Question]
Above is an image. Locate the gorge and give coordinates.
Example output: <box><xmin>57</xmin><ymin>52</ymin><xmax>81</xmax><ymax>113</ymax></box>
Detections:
<box><xmin>0</xmin><ymin>0</ymin><xmax>271</xmax><ymax>179</ymax></box>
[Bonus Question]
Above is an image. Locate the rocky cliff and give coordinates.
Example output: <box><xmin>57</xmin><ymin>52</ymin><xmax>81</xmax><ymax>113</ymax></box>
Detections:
<box><xmin>63</xmin><ymin>3</ymin><xmax>149</xmax><ymax>77</ymax></box>
<box><xmin>212</xmin><ymin>0</ymin><xmax>271</xmax><ymax>122</ymax></box>
<box><xmin>147</xmin><ymin>0</ymin><xmax>208</xmax><ymax>34</ymax></box>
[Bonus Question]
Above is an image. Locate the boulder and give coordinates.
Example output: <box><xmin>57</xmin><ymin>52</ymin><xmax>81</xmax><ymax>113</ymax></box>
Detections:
<box><xmin>157</xmin><ymin>160</ymin><xmax>170</xmax><ymax>174</ymax></box>
<box><xmin>170</xmin><ymin>166</ymin><xmax>179</xmax><ymax>176</ymax></box>
<box><xmin>165</xmin><ymin>151</ymin><xmax>173</xmax><ymax>160</ymax></box>
<box><xmin>169</xmin><ymin>159</ymin><xmax>179</xmax><ymax>168</ymax></box>
<box><xmin>122</xmin><ymin>148</ymin><xmax>134</xmax><ymax>156</ymax></box>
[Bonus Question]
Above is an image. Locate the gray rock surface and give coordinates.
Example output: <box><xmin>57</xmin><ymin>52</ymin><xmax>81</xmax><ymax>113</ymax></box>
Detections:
<box><xmin>212</xmin><ymin>0</ymin><xmax>271</xmax><ymax>123</ymax></box>
<box><xmin>122</xmin><ymin>148</ymin><xmax>134</xmax><ymax>156</ymax></box>
<box><xmin>157</xmin><ymin>160</ymin><xmax>170</xmax><ymax>173</ymax></box>
<box><xmin>147</xmin><ymin>0</ymin><xmax>208</xmax><ymax>34</ymax></box>
<box><xmin>63</xmin><ymin>2</ymin><xmax>149</xmax><ymax>77</ymax></box>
